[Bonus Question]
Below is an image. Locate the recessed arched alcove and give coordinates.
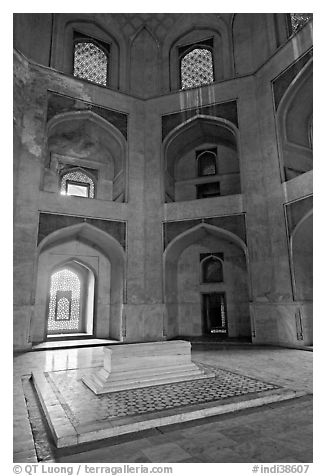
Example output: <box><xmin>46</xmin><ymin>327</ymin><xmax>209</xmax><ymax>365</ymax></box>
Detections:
<box><xmin>163</xmin><ymin>223</ymin><xmax>251</xmax><ymax>339</ymax></box>
<box><xmin>129</xmin><ymin>26</ymin><xmax>160</xmax><ymax>98</ymax></box>
<box><xmin>277</xmin><ymin>60</ymin><xmax>313</xmax><ymax>181</ymax></box>
<box><xmin>233</xmin><ymin>14</ymin><xmax>280</xmax><ymax>76</ymax></box>
<box><xmin>163</xmin><ymin>115</ymin><xmax>241</xmax><ymax>202</ymax></box>
<box><xmin>44</xmin><ymin>111</ymin><xmax>127</xmax><ymax>202</ymax></box>
<box><xmin>31</xmin><ymin>223</ymin><xmax>125</xmax><ymax>343</ymax></box>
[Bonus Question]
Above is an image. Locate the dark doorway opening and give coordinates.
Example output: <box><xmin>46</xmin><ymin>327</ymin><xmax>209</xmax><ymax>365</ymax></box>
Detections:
<box><xmin>202</xmin><ymin>292</ymin><xmax>228</xmax><ymax>336</ymax></box>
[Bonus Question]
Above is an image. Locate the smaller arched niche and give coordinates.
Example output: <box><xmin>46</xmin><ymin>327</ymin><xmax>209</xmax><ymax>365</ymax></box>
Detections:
<box><xmin>44</xmin><ymin>111</ymin><xmax>127</xmax><ymax>202</ymax></box>
<box><xmin>163</xmin><ymin>116</ymin><xmax>241</xmax><ymax>202</ymax></box>
<box><xmin>201</xmin><ymin>255</ymin><xmax>223</xmax><ymax>283</ymax></box>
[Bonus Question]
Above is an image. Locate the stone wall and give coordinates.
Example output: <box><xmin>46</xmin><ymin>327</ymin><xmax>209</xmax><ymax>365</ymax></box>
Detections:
<box><xmin>13</xmin><ymin>14</ymin><xmax>313</xmax><ymax>350</ymax></box>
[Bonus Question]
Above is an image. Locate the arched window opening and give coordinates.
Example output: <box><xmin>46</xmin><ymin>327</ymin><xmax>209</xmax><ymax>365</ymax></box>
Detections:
<box><xmin>60</xmin><ymin>169</ymin><xmax>95</xmax><ymax>198</ymax></box>
<box><xmin>47</xmin><ymin>269</ymin><xmax>81</xmax><ymax>334</ymax></box>
<box><xmin>73</xmin><ymin>34</ymin><xmax>109</xmax><ymax>86</ymax></box>
<box><xmin>287</xmin><ymin>14</ymin><xmax>312</xmax><ymax>36</ymax></box>
<box><xmin>202</xmin><ymin>256</ymin><xmax>224</xmax><ymax>283</ymax></box>
<box><xmin>197</xmin><ymin>150</ymin><xmax>217</xmax><ymax>176</ymax></box>
<box><xmin>180</xmin><ymin>47</ymin><xmax>214</xmax><ymax>90</ymax></box>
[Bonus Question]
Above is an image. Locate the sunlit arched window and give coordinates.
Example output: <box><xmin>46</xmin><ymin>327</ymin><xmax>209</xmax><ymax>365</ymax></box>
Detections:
<box><xmin>47</xmin><ymin>268</ymin><xmax>81</xmax><ymax>333</ymax></box>
<box><xmin>73</xmin><ymin>40</ymin><xmax>109</xmax><ymax>86</ymax></box>
<box><xmin>60</xmin><ymin>169</ymin><xmax>95</xmax><ymax>198</ymax></box>
<box><xmin>202</xmin><ymin>256</ymin><xmax>223</xmax><ymax>283</ymax></box>
<box><xmin>180</xmin><ymin>47</ymin><xmax>214</xmax><ymax>90</ymax></box>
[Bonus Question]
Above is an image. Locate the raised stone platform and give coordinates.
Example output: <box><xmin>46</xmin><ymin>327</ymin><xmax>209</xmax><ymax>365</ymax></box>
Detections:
<box><xmin>82</xmin><ymin>340</ymin><xmax>212</xmax><ymax>394</ymax></box>
<box><xmin>32</xmin><ymin>364</ymin><xmax>302</xmax><ymax>448</ymax></box>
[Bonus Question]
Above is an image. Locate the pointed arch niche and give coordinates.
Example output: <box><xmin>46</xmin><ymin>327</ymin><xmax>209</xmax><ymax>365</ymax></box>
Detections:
<box><xmin>163</xmin><ymin>223</ymin><xmax>251</xmax><ymax>339</ymax></box>
<box><xmin>31</xmin><ymin>223</ymin><xmax>125</xmax><ymax>343</ymax></box>
<box><xmin>276</xmin><ymin>60</ymin><xmax>313</xmax><ymax>182</ymax></box>
<box><xmin>44</xmin><ymin>111</ymin><xmax>127</xmax><ymax>202</ymax></box>
<box><xmin>129</xmin><ymin>26</ymin><xmax>160</xmax><ymax>98</ymax></box>
<box><xmin>163</xmin><ymin>116</ymin><xmax>241</xmax><ymax>202</ymax></box>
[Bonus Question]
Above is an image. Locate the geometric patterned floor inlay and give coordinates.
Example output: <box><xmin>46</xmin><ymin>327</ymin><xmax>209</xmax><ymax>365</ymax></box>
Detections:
<box><xmin>32</xmin><ymin>363</ymin><xmax>303</xmax><ymax>448</ymax></box>
<box><xmin>46</xmin><ymin>366</ymin><xmax>278</xmax><ymax>422</ymax></box>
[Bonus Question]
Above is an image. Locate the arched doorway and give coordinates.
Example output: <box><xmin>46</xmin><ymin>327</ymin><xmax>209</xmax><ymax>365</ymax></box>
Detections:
<box><xmin>32</xmin><ymin>223</ymin><xmax>125</xmax><ymax>343</ymax></box>
<box><xmin>163</xmin><ymin>223</ymin><xmax>251</xmax><ymax>339</ymax></box>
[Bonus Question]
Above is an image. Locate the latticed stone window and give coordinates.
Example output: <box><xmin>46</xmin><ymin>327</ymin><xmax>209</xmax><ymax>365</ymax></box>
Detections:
<box><xmin>197</xmin><ymin>149</ymin><xmax>217</xmax><ymax>176</ymax></box>
<box><xmin>47</xmin><ymin>269</ymin><xmax>81</xmax><ymax>333</ymax></box>
<box><xmin>289</xmin><ymin>13</ymin><xmax>312</xmax><ymax>35</ymax></box>
<box><xmin>60</xmin><ymin>169</ymin><xmax>95</xmax><ymax>198</ymax></box>
<box><xmin>73</xmin><ymin>35</ymin><xmax>109</xmax><ymax>86</ymax></box>
<box><xmin>180</xmin><ymin>47</ymin><xmax>214</xmax><ymax>89</ymax></box>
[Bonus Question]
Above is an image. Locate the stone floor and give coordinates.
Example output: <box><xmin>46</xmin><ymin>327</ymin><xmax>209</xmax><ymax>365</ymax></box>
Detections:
<box><xmin>13</xmin><ymin>344</ymin><xmax>313</xmax><ymax>463</ymax></box>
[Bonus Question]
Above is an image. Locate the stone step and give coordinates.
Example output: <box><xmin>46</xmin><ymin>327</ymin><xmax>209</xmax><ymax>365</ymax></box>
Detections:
<box><xmin>82</xmin><ymin>364</ymin><xmax>213</xmax><ymax>394</ymax></box>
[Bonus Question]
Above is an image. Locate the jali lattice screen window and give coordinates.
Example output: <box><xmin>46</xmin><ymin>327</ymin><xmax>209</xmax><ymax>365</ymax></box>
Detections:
<box><xmin>289</xmin><ymin>14</ymin><xmax>312</xmax><ymax>34</ymax></box>
<box><xmin>73</xmin><ymin>41</ymin><xmax>108</xmax><ymax>86</ymax></box>
<box><xmin>180</xmin><ymin>48</ymin><xmax>214</xmax><ymax>90</ymax></box>
<box><xmin>47</xmin><ymin>269</ymin><xmax>81</xmax><ymax>333</ymax></box>
<box><xmin>60</xmin><ymin>169</ymin><xmax>95</xmax><ymax>198</ymax></box>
